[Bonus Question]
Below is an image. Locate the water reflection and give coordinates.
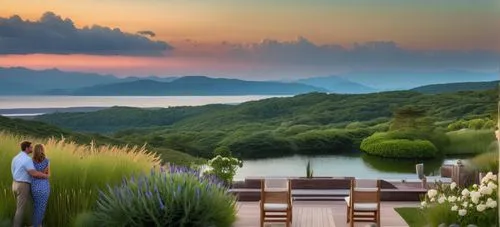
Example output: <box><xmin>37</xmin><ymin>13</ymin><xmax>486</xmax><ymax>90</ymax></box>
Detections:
<box><xmin>235</xmin><ymin>153</ymin><xmax>463</xmax><ymax>180</ymax></box>
<box><xmin>360</xmin><ymin>154</ymin><xmax>443</xmax><ymax>175</ymax></box>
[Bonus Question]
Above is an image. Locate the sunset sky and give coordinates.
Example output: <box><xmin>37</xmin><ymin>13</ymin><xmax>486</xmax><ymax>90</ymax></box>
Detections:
<box><xmin>0</xmin><ymin>0</ymin><xmax>499</xmax><ymax>80</ymax></box>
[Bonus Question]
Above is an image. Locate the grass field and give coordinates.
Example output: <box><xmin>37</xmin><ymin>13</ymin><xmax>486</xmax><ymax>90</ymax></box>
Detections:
<box><xmin>0</xmin><ymin>132</ymin><xmax>160</xmax><ymax>226</ymax></box>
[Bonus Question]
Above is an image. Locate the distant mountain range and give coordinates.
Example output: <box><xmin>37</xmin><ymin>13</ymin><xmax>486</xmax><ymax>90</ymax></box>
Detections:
<box><xmin>0</xmin><ymin>67</ymin><xmax>117</xmax><ymax>94</ymax></box>
<box><xmin>0</xmin><ymin>67</ymin><xmax>326</xmax><ymax>96</ymax></box>
<box><xmin>337</xmin><ymin>70</ymin><xmax>498</xmax><ymax>90</ymax></box>
<box><xmin>0</xmin><ymin>67</ymin><xmax>178</xmax><ymax>95</ymax></box>
<box><xmin>411</xmin><ymin>80</ymin><xmax>498</xmax><ymax>94</ymax></box>
<box><xmin>61</xmin><ymin>76</ymin><xmax>327</xmax><ymax>96</ymax></box>
<box><xmin>295</xmin><ymin>75</ymin><xmax>377</xmax><ymax>94</ymax></box>
<box><xmin>0</xmin><ymin>67</ymin><xmax>498</xmax><ymax>96</ymax></box>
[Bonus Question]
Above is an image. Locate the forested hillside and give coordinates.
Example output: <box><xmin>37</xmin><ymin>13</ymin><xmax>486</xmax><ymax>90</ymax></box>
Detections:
<box><xmin>0</xmin><ymin>116</ymin><xmax>199</xmax><ymax>165</ymax></box>
<box><xmin>34</xmin><ymin>89</ymin><xmax>497</xmax><ymax>159</ymax></box>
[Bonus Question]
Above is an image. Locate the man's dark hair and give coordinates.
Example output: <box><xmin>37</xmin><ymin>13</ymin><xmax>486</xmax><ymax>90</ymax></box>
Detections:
<box><xmin>20</xmin><ymin>141</ymin><xmax>32</xmax><ymax>151</ymax></box>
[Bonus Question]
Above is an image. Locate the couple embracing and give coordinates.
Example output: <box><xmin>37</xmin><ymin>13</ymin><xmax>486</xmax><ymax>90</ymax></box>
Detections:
<box><xmin>11</xmin><ymin>141</ymin><xmax>51</xmax><ymax>227</ymax></box>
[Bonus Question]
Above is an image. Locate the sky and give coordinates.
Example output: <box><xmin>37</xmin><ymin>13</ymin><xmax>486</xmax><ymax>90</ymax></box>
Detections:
<box><xmin>0</xmin><ymin>0</ymin><xmax>499</xmax><ymax>80</ymax></box>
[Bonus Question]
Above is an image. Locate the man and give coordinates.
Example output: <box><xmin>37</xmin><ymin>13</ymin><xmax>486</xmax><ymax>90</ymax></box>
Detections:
<box><xmin>11</xmin><ymin>141</ymin><xmax>49</xmax><ymax>227</ymax></box>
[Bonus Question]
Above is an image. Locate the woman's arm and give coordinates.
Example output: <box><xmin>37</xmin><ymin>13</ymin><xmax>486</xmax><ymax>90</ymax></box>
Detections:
<box><xmin>46</xmin><ymin>163</ymin><xmax>51</xmax><ymax>177</ymax></box>
<box><xmin>43</xmin><ymin>161</ymin><xmax>51</xmax><ymax>177</ymax></box>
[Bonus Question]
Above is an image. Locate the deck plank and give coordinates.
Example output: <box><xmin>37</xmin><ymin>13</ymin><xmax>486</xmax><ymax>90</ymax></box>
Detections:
<box><xmin>233</xmin><ymin>201</ymin><xmax>416</xmax><ymax>227</ymax></box>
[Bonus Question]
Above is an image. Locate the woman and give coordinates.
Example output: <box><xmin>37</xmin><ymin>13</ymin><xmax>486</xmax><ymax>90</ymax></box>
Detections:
<box><xmin>31</xmin><ymin>144</ymin><xmax>50</xmax><ymax>227</ymax></box>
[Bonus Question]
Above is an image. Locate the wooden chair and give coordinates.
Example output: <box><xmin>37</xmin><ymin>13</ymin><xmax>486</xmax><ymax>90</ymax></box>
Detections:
<box><xmin>260</xmin><ymin>178</ymin><xmax>292</xmax><ymax>227</ymax></box>
<box><xmin>345</xmin><ymin>179</ymin><xmax>381</xmax><ymax>227</ymax></box>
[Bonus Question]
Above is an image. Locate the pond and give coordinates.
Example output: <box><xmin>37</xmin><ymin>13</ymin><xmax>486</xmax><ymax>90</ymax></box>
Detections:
<box><xmin>234</xmin><ymin>153</ymin><xmax>464</xmax><ymax>181</ymax></box>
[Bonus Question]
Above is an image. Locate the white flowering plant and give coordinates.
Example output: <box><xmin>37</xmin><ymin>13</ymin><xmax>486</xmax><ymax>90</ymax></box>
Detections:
<box><xmin>204</xmin><ymin>155</ymin><xmax>243</xmax><ymax>187</ymax></box>
<box><xmin>420</xmin><ymin>172</ymin><xmax>498</xmax><ymax>226</ymax></box>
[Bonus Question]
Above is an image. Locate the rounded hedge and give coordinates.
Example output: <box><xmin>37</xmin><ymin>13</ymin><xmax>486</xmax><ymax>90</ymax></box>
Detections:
<box><xmin>361</xmin><ymin>132</ymin><xmax>439</xmax><ymax>158</ymax></box>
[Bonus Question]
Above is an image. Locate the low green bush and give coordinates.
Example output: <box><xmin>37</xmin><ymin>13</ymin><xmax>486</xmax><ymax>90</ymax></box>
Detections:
<box><xmin>361</xmin><ymin>137</ymin><xmax>438</xmax><ymax>158</ymax></box>
<box><xmin>228</xmin><ymin>131</ymin><xmax>295</xmax><ymax>159</ymax></box>
<box><xmin>469</xmin><ymin>152</ymin><xmax>499</xmax><ymax>173</ymax></box>
<box><xmin>444</xmin><ymin>129</ymin><xmax>495</xmax><ymax>155</ymax></box>
<box><xmin>91</xmin><ymin>166</ymin><xmax>237</xmax><ymax>227</ymax></box>
<box><xmin>291</xmin><ymin>129</ymin><xmax>353</xmax><ymax>155</ymax></box>
<box><xmin>204</xmin><ymin>155</ymin><xmax>243</xmax><ymax>186</ymax></box>
<box><xmin>447</xmin><ymin>118</ymin><xmax>496</xmax><ymax>131</ymax></box>
<box><xmin>383</xmin><ymin>129</ymin><xmax>449</xmax><ymax>150</ymax></box>
<box><xmin>345</xmin><ymin>121</ymin><xmax>368</xmax><ymax>130</ymax></box>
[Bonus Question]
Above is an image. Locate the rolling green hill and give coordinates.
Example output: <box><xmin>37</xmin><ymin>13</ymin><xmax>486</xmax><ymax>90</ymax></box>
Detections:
<box><xmin>411</xmin><ymin>80</ymin><xmax>498</xmax><ymax>94</ymax></box>
<box><xmin>34</xmin><ymin>89</ymin><xmax>497</xmax><ymax>159</ymax></box>
<box><xmin>37</xmin><ymin>89</ymin><xmax>496</xmax><ymax>132</ymax></box>
<box><xmin>0</xmin><ymin>116</ymin><xmax>199</xmax><ymax>165</ymax></box>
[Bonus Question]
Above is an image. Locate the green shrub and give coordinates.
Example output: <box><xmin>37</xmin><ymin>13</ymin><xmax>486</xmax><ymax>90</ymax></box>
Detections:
<box><xmin>292</xmin><ymin>129</ymin><xmax>353</xmax><ymax>155</ymax></box>
<box><xmin>280</xmin><ymin>124</ymin><xmax>317</xmax><ymax>136</ymax></box>
<box><xmin>469</xmin><ymin>152</ymin><xmax>499</xmax><ymax>173</ymax></box>
<box><xmin>91</xmin><ymin>167</ymin><xmax>237</xmax><ymax>227</ymax></box>
<box><xmin>361</xmin><ymin>137</ymin><xmax>438</xmax><ymax>158</ymax></box>
<box><xmin>345</xmin><ymin>128</ymin><xmax>377</xmax><ymax>146</ymax></box>
<box><xmin>213</xmin><ymin>146</ymin><xmax>232</xmax><ymax>157</ymax></box>
<box><xmin>447</xmin><ymin>118</ymin><xmax>496</xmax><ymax>131</ymax></box>
<box><xmin>345</xmin><ymin>121</ymin><xmax>368</xmax><ymax>130</ymax></box>
<box><xmin>228</xmin><ymin>131</ymin><xmax>295</xmax><ymax>159</ymax></box>
<box><xmin>0</xmin><ymin>132</ymin><xmax>160</xmax><ymax>227</ymax></box>
<box><xmin>369</xmin><ymin>122</ymin><xmax>390</xmax><ymax>132</ymax></box>
<box><xmin>482</xmin><ymin>119</ymin><xmax>496</xmax><ymax>130</ymax></box>
<box><xmin>204</xmin><ymin>155</ymin><xmax>243</xmax><ymax>186</ymax></box>
<box><xmin>380</xmin><ymin>129</ymin><xmax>449</xmax><ymax>150</ymax></box>
<box><xmin>448</xmin><ymin>120</ymin><xmax>467</xmax><ymax>131</ymax></box>
<box><xmin>444</xmin><ymin>129</ymin><xmax>495</xmax><ymax>155</ymax></box>
<box><xmin>468</xmin><ymin>119</ymin><xmax>486</xmax><ymax>130</ymax></box>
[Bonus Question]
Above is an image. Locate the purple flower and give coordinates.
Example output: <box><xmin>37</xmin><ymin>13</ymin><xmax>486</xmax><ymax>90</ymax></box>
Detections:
<box><xmin>157</xmin><ymin>194</ymin><xmax>165</xmax><ymax>210</ymax></box>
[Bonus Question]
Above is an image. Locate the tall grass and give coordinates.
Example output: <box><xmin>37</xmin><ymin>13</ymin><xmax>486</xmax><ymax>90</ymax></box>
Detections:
<box><xmin>469</xmin><ymin>152</ymin><xmax>499</xmax><ymax>173</ymax></box>
<box><xmin>444</xmin><ymin>129</ymin><xmax>495</xmax><ymax>155</ymax></box>
<box><xmin>0</xmin><ymin>132</ymin><xmax>160</xmax><ymax>226</ymax></box>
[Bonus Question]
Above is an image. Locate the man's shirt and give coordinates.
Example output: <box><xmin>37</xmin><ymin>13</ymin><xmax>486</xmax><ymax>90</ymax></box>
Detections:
<box><xmin>11</xmin><ymin>151</ymin><xmax>35</xmax><ymax>183</ymax></box>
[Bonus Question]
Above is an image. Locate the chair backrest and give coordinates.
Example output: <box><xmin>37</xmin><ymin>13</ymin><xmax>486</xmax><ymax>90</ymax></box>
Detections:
<box><xmin>261</xmin><ymin>178</ymin><xmax>291</xmax><ymax>204</ymax></box>
<box><xmin>350</xmin><ymin>179</ymin><xmax>381</xmax><ymax>204</ymax></box>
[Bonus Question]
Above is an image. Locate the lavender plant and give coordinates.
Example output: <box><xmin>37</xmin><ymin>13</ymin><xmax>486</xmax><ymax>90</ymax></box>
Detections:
<box><xmin>90</xmin><ymin>165</ymin><xmax>238</xmax><ymax>227</ymax></box>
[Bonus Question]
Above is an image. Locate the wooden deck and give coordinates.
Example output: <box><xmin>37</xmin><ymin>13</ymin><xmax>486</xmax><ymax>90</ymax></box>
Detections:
<box><xmin>234</xmin><ymin>201</ymin><xmax>418</xmax><ymax>227</ymax></box>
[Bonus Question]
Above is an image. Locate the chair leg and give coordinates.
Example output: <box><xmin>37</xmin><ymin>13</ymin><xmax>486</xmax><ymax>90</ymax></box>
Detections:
<box><xmin>290</xmin><ymin>208</ymin><xmax>293</xmax><ymax>222</ymax></box>
<box><xmin>260</xmin><ymin>210</ymin><xmax>264</xmax><ymax>227</ymax></box>
<box><xmin>376</xmin><ymin>210</ymin><xmax>381</xmax><ymax>227</ymax></box>
<box><xmin>346</xmin><ymin>206</ymin><xmax>350</xmax><ymax>223</ymax></box>
<box><xmin>349</xmin><ymin>208</ymin><xmax>354</xmax><ymax>227</ymax></box>
<box><xmin>286</xmin><ymin>211</ymin><xmax>291</xmax><ymax>227</ymax></box>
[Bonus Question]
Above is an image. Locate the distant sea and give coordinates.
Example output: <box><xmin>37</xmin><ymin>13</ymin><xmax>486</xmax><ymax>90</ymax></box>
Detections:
<box><xmin>0</xmin><ymin>95</ymin><xmax>286</xmax><ymax>116</ymax></box>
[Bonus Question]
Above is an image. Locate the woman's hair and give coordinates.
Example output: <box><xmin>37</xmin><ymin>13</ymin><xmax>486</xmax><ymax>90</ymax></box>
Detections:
<box><xmin>33</xmin><ymin>144</ymin><xmax>46</xmax><ymax>163</ymax></box>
